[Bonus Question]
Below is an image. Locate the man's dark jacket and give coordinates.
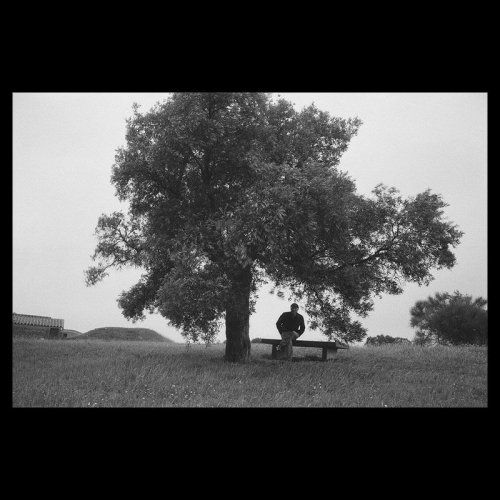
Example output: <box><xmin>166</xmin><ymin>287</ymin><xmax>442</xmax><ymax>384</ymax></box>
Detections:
<box><xmin>276</xmin><ymin>312</ymin><xmax>305</xmax><ymax>337</ymax></box>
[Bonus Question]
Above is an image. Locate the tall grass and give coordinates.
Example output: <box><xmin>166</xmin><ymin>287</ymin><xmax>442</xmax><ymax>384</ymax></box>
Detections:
<box><xmin>12</xmin><ymin>338</ymin><xmax>487</xmax><ymax>407</ymax></box>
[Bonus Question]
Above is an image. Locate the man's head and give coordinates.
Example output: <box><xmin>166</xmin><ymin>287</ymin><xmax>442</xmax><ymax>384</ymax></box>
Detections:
<box><xmin>290</xmin><ymin>303</ymin><xmax>299</xmax><ymax>316</ymax></box>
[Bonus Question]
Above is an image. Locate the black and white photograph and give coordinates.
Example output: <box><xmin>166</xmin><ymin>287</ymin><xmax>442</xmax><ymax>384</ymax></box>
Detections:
<box><xmin>12</xmin><ymin>92</ymin><xmax>487</xmax><ymax>408</ymax></box>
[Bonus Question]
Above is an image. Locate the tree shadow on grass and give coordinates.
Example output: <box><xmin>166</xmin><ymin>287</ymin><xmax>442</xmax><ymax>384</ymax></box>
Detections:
<box><xmin>258</xmin><ymin>353</ymin><xmax>329</xmax><ymax>362</ymax></box>
<box><xmin>292</xmin><ymin>355</ymin><xmax>324</xmax><ymax>362</ymax></box>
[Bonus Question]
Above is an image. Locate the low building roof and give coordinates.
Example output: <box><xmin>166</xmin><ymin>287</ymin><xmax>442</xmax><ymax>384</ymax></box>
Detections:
<box><xmin>12</xmin><ymin>313</ymin><xmax>64</xmax><ymax>329</ymax></box>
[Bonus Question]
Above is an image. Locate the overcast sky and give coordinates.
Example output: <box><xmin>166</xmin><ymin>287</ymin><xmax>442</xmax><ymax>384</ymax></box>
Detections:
<box><xmin>12</xmin><ymin>93</ymin><xmax>487</xmax><ymax>343</ymax></box>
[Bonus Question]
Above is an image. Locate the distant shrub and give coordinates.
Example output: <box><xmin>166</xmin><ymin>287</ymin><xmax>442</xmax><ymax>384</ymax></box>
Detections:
<box><xmin>410</xmin><ymin>291</ymin><xmax>487</xmax><ymax>346</ymax></box>
<box><xmin>251</xmin><ymin>338</ymin><xmax>262</xmax><ymax>343</ymax></box>
<box><xmin>365</xmin><ymin>335</ymin><xmax>411</xmax><ymax>346</ymax></box>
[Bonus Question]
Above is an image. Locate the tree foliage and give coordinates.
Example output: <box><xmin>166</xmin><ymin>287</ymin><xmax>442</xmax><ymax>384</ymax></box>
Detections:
<box><xmin>410</xmin><ymin>291</ymin><xmax>487</xmax><ymax>345</ymax></box>
<box><xmin>365</xmin><ymin>335</ymin><xmax>411</xmax><ymax>346</ymax></box>
<box><xmin>85</xmin><ymin>92</ymin><xmax>463</xmax><ymax>358</ymax></box>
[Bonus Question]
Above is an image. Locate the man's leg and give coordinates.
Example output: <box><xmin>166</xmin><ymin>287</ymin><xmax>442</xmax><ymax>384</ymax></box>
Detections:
<box><xmin>281</xmin><ymin>331</ymin><xmax>298</xmax><ymax>342</ymax></box>
<box><xmin>277</xmin><ymin>331</ymin><xmax>294</xmax><ymax>360</ymax></box>
<box><xmin>278</xmin><ymin>331</ymin><xmax>287</xmax><ymax>349</ymax></box>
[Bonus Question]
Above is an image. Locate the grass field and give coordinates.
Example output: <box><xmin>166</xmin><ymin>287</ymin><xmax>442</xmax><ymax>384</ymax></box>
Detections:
<box><xmin>12</xmin><ymin>338</ymin><xmax>487</xmax><ymax>407</ymax></box>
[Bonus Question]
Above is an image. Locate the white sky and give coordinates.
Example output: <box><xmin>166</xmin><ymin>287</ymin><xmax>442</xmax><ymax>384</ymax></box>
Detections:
<box><xmin>12</xmin><ymin>93</ymin><xmax>487</xmax><ymax>343</ymax></box>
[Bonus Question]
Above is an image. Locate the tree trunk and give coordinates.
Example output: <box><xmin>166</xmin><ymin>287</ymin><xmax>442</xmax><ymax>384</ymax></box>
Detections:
<box><xmin>224</xmin><ymin>266</ymin><xmax>252</xmax><ymax>362</ymax></box>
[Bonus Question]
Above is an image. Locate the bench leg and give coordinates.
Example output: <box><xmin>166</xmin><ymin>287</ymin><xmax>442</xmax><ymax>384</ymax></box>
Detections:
<box><xmin>272</xmin><ymin>344</ymin><xmax>277</xmax><ymax>359</ymax></box>
<box><xmin>322</xmin><ymin>348</ymin><xmax>327</xmax><ymax>361</ymax></box>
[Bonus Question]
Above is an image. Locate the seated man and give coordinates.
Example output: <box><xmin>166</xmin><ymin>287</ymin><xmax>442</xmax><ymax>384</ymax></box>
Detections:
<box><xmin>275</xmin><ymin>303</ymin><xmax>305</xmax><ymax>355</ymax></box>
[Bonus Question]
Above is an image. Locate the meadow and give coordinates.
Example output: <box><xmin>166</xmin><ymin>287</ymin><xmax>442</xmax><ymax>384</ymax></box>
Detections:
<box><xmin>12</xmin><ymin>338</ymin><xmax>487</xmax><ymax>407</ymax></box>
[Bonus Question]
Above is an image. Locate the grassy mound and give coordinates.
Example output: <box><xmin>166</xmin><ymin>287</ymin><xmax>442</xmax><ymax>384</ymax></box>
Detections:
<box><xmin>76</xmin><ymin>327</ymin><xmax>172</xmax><ymax>342</ymax></box>
<box><xmin>61</xmin><ymin>329</ymin><xmax>83</xmax><ymax>338</ymax></box>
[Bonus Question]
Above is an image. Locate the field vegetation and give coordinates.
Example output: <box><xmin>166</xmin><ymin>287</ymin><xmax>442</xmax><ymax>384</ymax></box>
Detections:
<box><xmin>12</xmin><ymin>338</ymin><xmax>487</xmax><ymax>407</ymax></box>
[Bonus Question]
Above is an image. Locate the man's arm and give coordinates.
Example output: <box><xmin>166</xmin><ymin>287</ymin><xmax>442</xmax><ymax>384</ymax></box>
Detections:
<box><xmin>276</xmin><ymin>313</ymin><xmax>286</xmax><ymax>334</ymax></box>
<box><xmin>296</xmin><ymin>315</ymin><xmax>305</xmax><ymax>337</ymax></box>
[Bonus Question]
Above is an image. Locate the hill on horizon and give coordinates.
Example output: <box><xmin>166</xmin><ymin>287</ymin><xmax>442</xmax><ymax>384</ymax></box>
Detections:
<box><xmin>75</xmin><ymin>327</ymin><xmax>173</xmax><ymax>342</ymax></box>
<box><xmin>61</xmin><ymin>329</ymin><xmax>83</xmax><ymax>338</ymax></box>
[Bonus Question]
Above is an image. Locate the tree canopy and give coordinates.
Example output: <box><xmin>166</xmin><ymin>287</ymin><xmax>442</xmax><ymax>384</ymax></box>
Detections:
<box><xmin>85</xmin><ymin>92</ymin><xmax>463</xmax><ymax>361</ymax></box>
<box><xmin>365</xmin><ymin>335</ymin><xmax>412</xmax><ymax>346</ymax></box>
<box><xmin>410</xmin><ymin>291</ymin><xmax>487</xmax><ymax>345</ymax></box>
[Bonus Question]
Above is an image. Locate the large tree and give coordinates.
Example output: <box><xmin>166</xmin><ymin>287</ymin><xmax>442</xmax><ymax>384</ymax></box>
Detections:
<box><xmin>85</xmin><ymin>92</ymin><xmax>463</xmax><ymax>362</ymax></box>
<box><xmin>410</xmin><ymin>291</ymin><xmax>487</xmax><ymax>345</ymax></box>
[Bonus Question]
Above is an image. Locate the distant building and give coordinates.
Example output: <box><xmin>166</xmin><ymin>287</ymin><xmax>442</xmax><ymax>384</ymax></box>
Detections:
<box><xmin>12</xmin><ymin>313</ymin><xmax>66</xmax><ymax>339</ymax></box>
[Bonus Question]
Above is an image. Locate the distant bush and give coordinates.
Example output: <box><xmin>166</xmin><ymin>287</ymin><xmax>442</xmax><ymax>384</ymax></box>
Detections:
<box><xmin>251</xmin><ymin>338</ymin><xmax>262</xmax><ymax>343</ymax></box>
<box><xmin>365</xmin><ymin>335</ymin><xmax>411</xmax><ymax>346</ymax></box>
<box><xmin>410</xmin><ymin>291</ymin><xmax>487</xmax><ymax>346</ymax></box>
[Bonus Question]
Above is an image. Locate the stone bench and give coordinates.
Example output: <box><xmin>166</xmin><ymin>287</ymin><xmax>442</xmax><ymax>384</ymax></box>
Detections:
<box><xmin>257</xmin><ymin>338</ymin><xmax>349</xmax><ymax>361</ymax></box>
